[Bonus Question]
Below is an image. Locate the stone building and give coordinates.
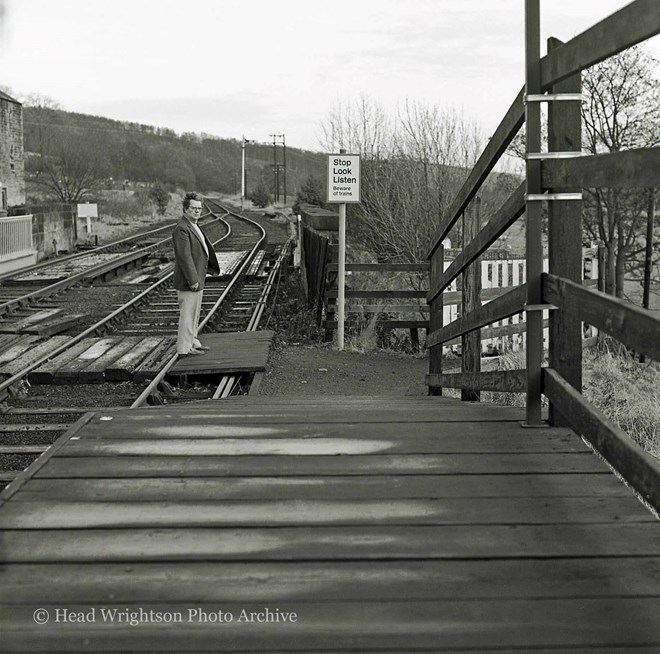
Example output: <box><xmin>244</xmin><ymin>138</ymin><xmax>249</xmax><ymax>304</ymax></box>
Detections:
<box><xmin>0</xmin><ymin>90</ymin><xmax>33</xmax><ymax>274</ymax></box>
<box><xmin>0</xmin><ymin>89</ymin><xmax>26</xmax><ymax>214</ymax></box>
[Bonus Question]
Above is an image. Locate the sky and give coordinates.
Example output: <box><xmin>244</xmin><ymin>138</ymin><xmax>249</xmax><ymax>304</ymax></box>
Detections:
<box><xmin>0</xmin><ymin>0</ymin><xmax>658</xmax><ymax>152</ymax></box>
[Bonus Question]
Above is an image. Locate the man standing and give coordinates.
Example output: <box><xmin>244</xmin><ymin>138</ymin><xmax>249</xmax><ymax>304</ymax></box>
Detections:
<box><xmin>173</xmin><ymin>192</ymin><xmax>220</xmax><ymax>356</ymax></box>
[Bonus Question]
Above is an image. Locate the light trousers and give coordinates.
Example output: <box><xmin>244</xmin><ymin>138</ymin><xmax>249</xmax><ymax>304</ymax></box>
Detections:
<box><xmin>176</xmin><ymin>290</ymin><xmax>203</xmax><ymax>354</ymax></box>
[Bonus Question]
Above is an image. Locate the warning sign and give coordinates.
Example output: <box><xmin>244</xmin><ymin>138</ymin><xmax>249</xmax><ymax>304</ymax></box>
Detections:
<box><xmin>327</xmin><ymin>154</ymin><xmax>361</xmax><ymax>203</ymax></box>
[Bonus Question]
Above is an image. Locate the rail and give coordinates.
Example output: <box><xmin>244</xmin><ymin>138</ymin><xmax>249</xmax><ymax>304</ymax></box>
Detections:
<box><xmin>131</xmin><ymin>203</ymin><xmax>268</xmax><ymax>407</ymax></box>
<box><xmin>426</xmin><ymin>0</ymin><xmax>660</xmax><ymax>508</ymax></box>
<box><xmin>0</xmin><ymin>209</ymin><xmax>233</xmax><ymax>399</ymax></box>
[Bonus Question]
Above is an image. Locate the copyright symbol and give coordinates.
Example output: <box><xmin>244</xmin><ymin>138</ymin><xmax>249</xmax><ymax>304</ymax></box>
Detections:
<box><xmin>33</xmin><ymin>608</ymin><xmax>49</xmax><ymax>624</ymax></box>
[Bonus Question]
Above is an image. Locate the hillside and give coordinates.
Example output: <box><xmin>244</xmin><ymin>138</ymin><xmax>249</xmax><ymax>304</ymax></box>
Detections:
<box><xmin>23</xmin><ymin>106</ymin><xmax>327</xmax><ymax>199</ymax></box>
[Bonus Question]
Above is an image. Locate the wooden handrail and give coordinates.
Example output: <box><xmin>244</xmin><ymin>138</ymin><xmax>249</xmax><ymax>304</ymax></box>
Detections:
<box><xmin>544</xmin><ymin>274</ymin><xmax>660</xmax><ymax>361</ymax></box>
<box><xmin>426</xmin><ymin>87</ymin><xmax>525</xmax><ymax>257</ymax></box>
<box><xmin>540</xmin><ymin>0</ymin><xmax>660</xmax><ymax>88</ymax></box>
<box><xmin>542</xmin><ymin>148</ymin><xmax>660</xmax><ymax>189</ymax></box>
<box><xmin>427</xmin><ymin>370</ymin><xmax>527</xmax><ymax>393</ymax></box>
<box><xmin>427</xmin><ymin>182</ymin><xmax>526</xmax><ymax>303</ymax></box>
<box><xmin>544</xmin><ymin>367</ymin><xmax>660</xmax><ymax>510</ymax></box>
<box><xmin>427</xmin><ymin>284</ymin><xmax>527</xmax><ymax>348</ymax></box>
<box><xmin>327</xmin><ymin>263</ymin><xmax>429</xmax><ymax>272</ymax></box>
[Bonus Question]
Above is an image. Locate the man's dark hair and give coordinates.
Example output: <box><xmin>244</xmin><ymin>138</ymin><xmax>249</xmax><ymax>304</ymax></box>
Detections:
<box><xmin>183</xmin><ymin>192</ymin><xmax>202</xmax><ymax>210</ymax></box>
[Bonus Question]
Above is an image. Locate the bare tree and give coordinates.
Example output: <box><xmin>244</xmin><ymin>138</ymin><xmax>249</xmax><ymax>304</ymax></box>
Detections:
<box><xmin>27</xmin><ymin>127</ymin><xmax>101</xmax><ymax>203</ymax></box>
<box><xmin>320</xmin><ymin>97</ymin><xmax>501</xmax><ymax>264</ymax></box>
<box><xmin>582</xmin><ymin>46</ymin><xmax>660</xmax><ymax>297</ymax></box>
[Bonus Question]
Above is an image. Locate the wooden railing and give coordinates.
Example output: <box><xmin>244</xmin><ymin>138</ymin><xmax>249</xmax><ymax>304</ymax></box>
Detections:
<box><xmin>426</xmin><ymin>0</ymin><xmax>660</xmax><ymax>508</ymax></box>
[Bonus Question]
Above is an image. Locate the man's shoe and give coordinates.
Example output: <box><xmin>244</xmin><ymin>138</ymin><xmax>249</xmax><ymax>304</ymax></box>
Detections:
<box><xmin>194</xmin><ymin>344</ymin><xmax>210</xmax><ymax>351</ymax></box>
<box><xmin>179</xmin><ymin>349</ymin><xmax>205</xmax><ymax>357</ymax></box>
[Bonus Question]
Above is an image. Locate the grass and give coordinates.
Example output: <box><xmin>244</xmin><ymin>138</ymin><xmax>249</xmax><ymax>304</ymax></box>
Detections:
<box><xmin>582</xmin><ymin>339</ymin><xmax>660</xmax><ymax>457</ymax></box>
<box><xmin>457</xmin><ymin>340</ymin><xmax>660</xmax><ymax>458</ymax></box>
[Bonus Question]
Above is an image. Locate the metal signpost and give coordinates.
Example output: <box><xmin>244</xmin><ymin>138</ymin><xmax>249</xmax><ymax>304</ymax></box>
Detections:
<box><xmin>326</xmin><ymin>150</ymin><xmax>361</xmax><ymax>350</ymax></box>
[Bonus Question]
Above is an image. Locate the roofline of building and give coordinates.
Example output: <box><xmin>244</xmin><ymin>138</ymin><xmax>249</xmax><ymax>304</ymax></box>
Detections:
<box><xmin>0</xmin><ymin>90</ymin><xmax>22</xmax><ymax>104</ymax></box>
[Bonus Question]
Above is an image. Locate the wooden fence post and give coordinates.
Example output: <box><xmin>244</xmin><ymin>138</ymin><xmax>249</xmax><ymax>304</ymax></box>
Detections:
<box><xmin>524</xmin><ymin>0</ymin><xmax>544</xmax><ymax>425</ymax></box>
<box><xmin>461</xmin><ymin>199</ymin><xmax>482</xmax><ymax>401</ymax></box>
<box><xmin>324</xmin><ymin>243</ymin><xmax>337</xmax><ymax>342</ymax></box>
<box><xmin>428</xmin><ymin>245</ymin><xmax>444</xmax><ymax>396</ymax></box>
<box><xmin>547</xmin><ymin>36</ymin><xmax>583</xmax><ymax>426</ymax></box>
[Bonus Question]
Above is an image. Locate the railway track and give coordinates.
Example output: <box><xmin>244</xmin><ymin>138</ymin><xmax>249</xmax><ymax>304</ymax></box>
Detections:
<box><xmin>0</xmin><ymin>200</ymin><xmax>291</xmax><ymax>487</ymax></box>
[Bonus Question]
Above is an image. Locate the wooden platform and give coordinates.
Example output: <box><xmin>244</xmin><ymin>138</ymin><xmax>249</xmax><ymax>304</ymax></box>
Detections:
<box><xmin>0</xmin><ymin>331</ymin><xmax>273</xmax><ymax>384</ymax></box>
<box><xmin>0</xmin><ymin>396</ymin><xmax>658</xmax><ymax>652</ymax></box>
<box><xmin>169</xmin><ymin>331</ymin><xmax>273</xmax><ymax>375</ymax></box>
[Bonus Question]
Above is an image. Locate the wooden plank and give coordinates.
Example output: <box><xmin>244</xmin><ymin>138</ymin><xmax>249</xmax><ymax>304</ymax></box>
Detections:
<box><xmin>105</xmin><ymin>336</ymin><xmax>165</xmax><ymax>381</ymax></box>
<box><xmin>22</xmin><ymin>312</ymin><xmax>88</xmax><ymax>336</ymax></box>
<box><xmin>2</xmin><ymin>597</ymin><xmax>660</xmax><ymax>651</ymax></box>
<box><xmin>0</xmin><ymin>335</ymin><xmax>72</xmax><ymax>377</ymax></box>
<box><xmin>14</xmin><ymin>473</ymin><xmax>627</xmax><ymax>502</ymax></box>
<box><xmin>427</xmin><ymin>284</ymin><xmax>527</xmax><ymax>347</ymax></box>
<box><xmin>2</xmin><ymin>523</ymin><xmax>659</xmax><ymax>562</ymax></box>
<box><xmin>0</xmin><ymin>445</ymin><xmax>48</xmax><ymax>454</ymax></box>
<box><xmin>543</xmin><ymin>148</ymin><xmax>660</xmax><ymax>190</ymax></box>
<box><xmin>332</xmin><ymin>287</ymin><xmax>511</xmax><ymax>313</ymax></box>
<box><xmin>540</xmin><ymin>0</ymin><xmax>660</xmax><ymax>89</ymax></box>
<box><xmin>0</xmin><ymin>335</ymin><xmax>40</xmax><ymax>366</ymax></box>
<box><xmin>427</xmin><ymin>370</ymin><xmax>527</xmax><ymax>393</ymax></box>
<box><xmin>544</xmin><ymin>367</ymin><xmax>660</xmax><ymax>511</ymax></box>
<box><xmin>544</xmin><ymin>273</ymin><xmax>660</xmax><ymax>360</ymax></box>
<box><xmin>0</xmin><ymin>308</ymin><xmax>62</xmax><ymax>333</ymax></box>
<box><xmin>70</xmin><ymin>402</ymin><xmax>530</xmax><ymax>424</ymax></box>
<box><xmin>169</xmin><ymin>332</ymin><xmax>272</xmax><ymax>375</ymax></box>
<box><xmin>428</xmin><ymin>182</ymin><xmax>526</xmax><ymax>302</ymax></box>
<box><xmin>327</xmin><ymin>263</ymin><xmax>429</xmax><ymax>272</ymax></box>
<box><xmin>1</xmin><ymin>597</ymin><xmax>659</xmax><ymax>651</ymax></box>
<box><xmin>69</xmin><ymin>419</ymin><xmax>579</xmax><ymax>448</ymax></box>
<box><xmin>132</xmin><ymin>338</ymin><xmax>176</xmax><ymax>383</ymax></box>
<box><xmin>36</xmin><ymin>453</ymin><xmax>605</xmax><ymax>477</ymax></box>
<box><xmin>52</xmin><ymin>436</ymin><xmax>587</xmax><ymax>459</ymax></box>
<box><xmin>326</xmin><ymin>290</ymin><xmax>427</xmax><ymax>299</ymax></box>
<box><xmin>326</xmin><ymin>319</ymin><xmax>429</xmax><ymax>330</ymax></box>
<box><xmin>427</xmin><ymin>87</ymin><xmax>525</xmax><ymax>255</ymax></box>
<box><xmin>0</xmin><ymin>334</ymin><xmax>22</xmax><ymax>351</ymax></box>
<box><xmin>53</xmin><ymin>337</ymin><xmax>120</xmax><ymax>384</ymax></box>
<box><xmin>3</xmin><ymin>557</ymin><xmax>659</xmax><ymax>602</ymax></box>
<box><xmin>78</xmin><ymin>337</ymin><xmax>143</xmax><ymax>383</ymax></box>
<box><xmin>1</xmin><ymin>496</ymin><xmax>651</xmax><ymax>529</ymax></box>
<box><xmin>28</xmin><ymin>337</ymin><xmax>99</xmax><ymax>384</ymax></box>
<box><xmin>345</xmin><ymin>304</ymin><xmax>430</xmax><ymax>313</ymax></box>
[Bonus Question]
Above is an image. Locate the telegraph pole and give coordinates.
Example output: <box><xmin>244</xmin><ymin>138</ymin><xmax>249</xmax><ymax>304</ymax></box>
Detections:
<box><xmin>269</xmin><ymin>134</ymin><xmax>286</xmax><ymax>203</ymax></box>
<box><xmin>241</xmin><ymin>136</ymin><xmax>254</xmax><ymax>211</ymax></box>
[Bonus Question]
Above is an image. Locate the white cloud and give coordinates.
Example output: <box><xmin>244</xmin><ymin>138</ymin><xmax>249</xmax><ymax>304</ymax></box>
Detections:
<box><xmin>1</xmin><ymin>0</ymin><xmax>658</xmax><ymax>151</ymax></box>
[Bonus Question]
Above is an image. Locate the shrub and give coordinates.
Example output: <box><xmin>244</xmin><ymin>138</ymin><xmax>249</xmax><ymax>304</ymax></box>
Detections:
<box><xmin>249</xmin><ymin>185</ymin><xmax>271</xmax><ymax>208</ymax></box>
<box><xmin>149</xmin><ymin>183</ymin><xmax>170</xmax><ymax>215</ymax></box>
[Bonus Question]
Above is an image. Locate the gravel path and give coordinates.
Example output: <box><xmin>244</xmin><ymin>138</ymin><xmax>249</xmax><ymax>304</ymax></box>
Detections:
<box><xmin>260</xmin><ymin>343</ymin><xmax>430</xmax><ymax>397</ymax></box>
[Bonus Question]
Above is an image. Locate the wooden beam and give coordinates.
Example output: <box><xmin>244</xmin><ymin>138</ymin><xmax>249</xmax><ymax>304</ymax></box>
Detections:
<box><xmin>427</xmin><ymin>370</ymin><xmax>527</xmax><ymax>393</ymax></box>
<box><xmin>325</xmin><ymin>290</ymin><xmax>427</xmax><ymax>299</ymax></box>
<box><xmin>547</xmin><ymin>35</ymin><xmax>583</xmax><ymax>428</ymax></box>
<box><xmin>540</xmin><ymin>0</ymin><xmax>660</xmax><ymax>89</ymax></box>
<box><xmin>542</xmin><ymin>148</ymin><xmax>660</xmax><ymax>189</ymax></box>
<box><xmin>327</xmin><ymin>263</ymin><xmax>429</xmax><ymax>272</ymax></box>
<box><xmin>427</xmin><ymin>87</ymin><xmax>525</xmax><ymax>257</ymax></box>
<box><xmin>329</xmin><ymin>287</ymin><xmax>510</xmax><ymax>310</ymax></box>
<box><xmin>543</xmin><ymin>274</ymin><xmax>660</xmax><ymax>360</ymax></box>
<box><xmin>462</xmin><ymin>199</ymin><xmax>482</xmax><ymax>402</ymax></box>
<box><xmin>543</xmin><ymin>367</ymin><xmax>660</xmax><ymax>511</ymax></box>
<box><xmin>428</xmin><ymin>182</ymin><xmax>526</xmax><ymax>303</ymax></box>
<box><xmin>427</xmin><ymin>284</ymin><xmax>527</xmax><ymax>348</ymax></box>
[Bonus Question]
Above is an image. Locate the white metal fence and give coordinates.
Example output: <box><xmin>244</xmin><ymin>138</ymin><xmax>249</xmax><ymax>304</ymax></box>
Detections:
<box><xmin>0</xmin><ymin>214</ymin><xmax>34</xmax><ymax>263</ymax></box>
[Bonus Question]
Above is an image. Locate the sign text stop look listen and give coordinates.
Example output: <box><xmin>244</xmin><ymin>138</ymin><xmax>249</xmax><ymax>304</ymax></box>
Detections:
<box><xmin>327</xmin><ymin>154</ymin><xmax>360</xmax><ymax>203</ymax></box>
